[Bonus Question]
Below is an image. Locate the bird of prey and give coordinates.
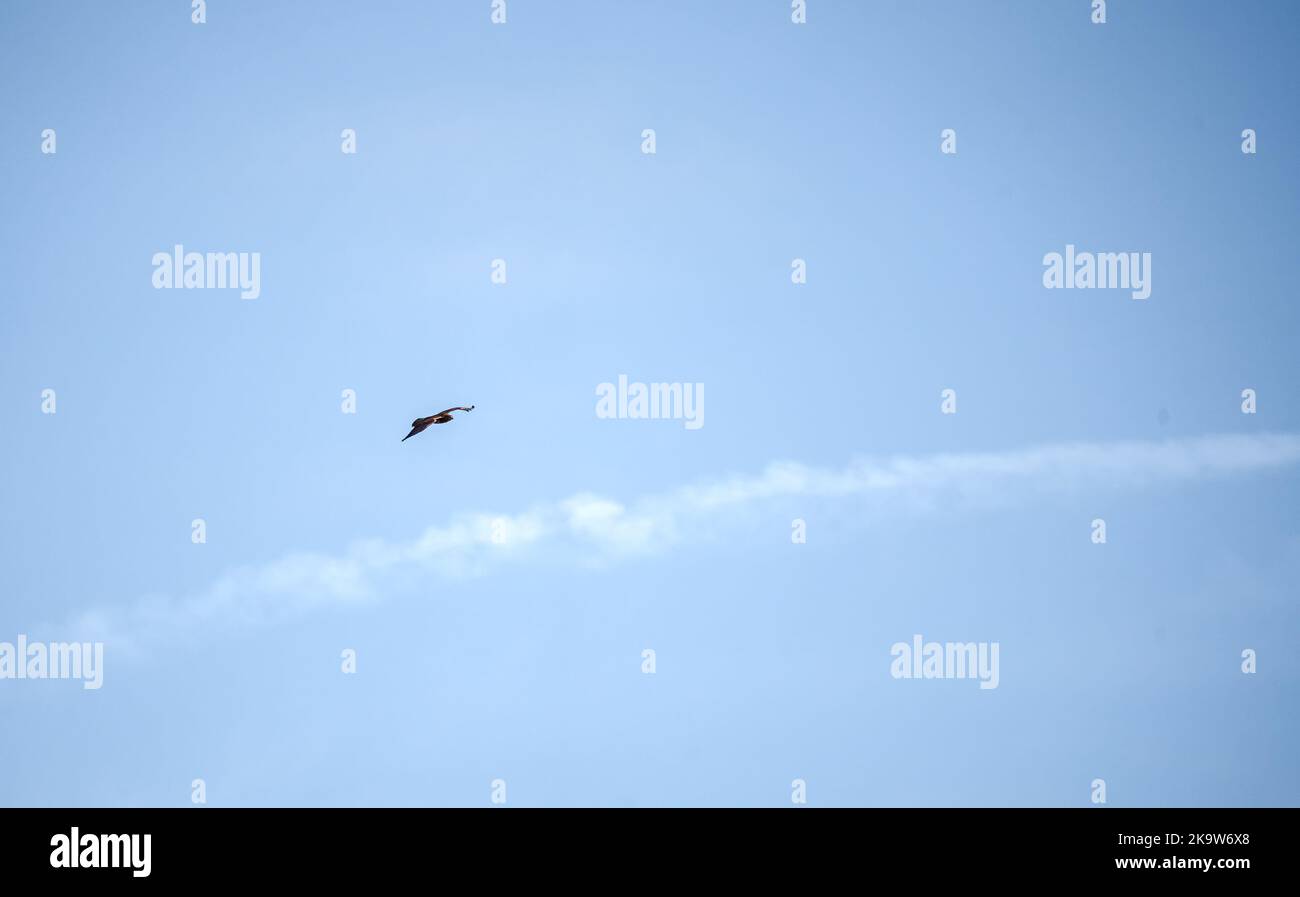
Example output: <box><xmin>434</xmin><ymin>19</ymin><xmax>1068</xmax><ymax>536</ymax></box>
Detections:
<box><xmin>402</xmin><ymin>405</ymin><xmax>475</xmax><ymax>441</ymax></box>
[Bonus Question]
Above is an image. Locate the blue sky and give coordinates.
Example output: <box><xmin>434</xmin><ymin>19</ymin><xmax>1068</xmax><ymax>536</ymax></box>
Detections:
<box><xmin>1</xmin><ymin>0</ymin><xmax>1298</xmax><ymax>806</ymax></box>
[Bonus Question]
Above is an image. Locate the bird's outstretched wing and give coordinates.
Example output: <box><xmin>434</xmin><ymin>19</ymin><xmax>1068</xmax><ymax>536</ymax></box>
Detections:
<box><xmin>433</xmin><ymin>406</ymin><xmax>474</xmax><ymax>416</ymax></box>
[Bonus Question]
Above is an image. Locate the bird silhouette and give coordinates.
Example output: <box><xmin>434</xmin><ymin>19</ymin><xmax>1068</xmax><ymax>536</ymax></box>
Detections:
<box><xmin>402</xmin><ymin>406</ymin><xmax>474</xmax><ymax>441</ymax></box>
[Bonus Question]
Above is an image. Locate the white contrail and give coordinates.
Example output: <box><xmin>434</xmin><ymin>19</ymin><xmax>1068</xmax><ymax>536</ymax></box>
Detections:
<box><xmin>62</xmin><ymin>432</ymin><xmax>1300</xmax><ymax>648</ymax></box>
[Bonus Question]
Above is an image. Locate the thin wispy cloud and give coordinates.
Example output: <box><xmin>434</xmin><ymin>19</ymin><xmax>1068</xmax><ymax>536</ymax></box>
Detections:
<box><xmin>64</xmin><ymin>433</ymin><xmax>1300</xmax><ymax>649</ymax></box>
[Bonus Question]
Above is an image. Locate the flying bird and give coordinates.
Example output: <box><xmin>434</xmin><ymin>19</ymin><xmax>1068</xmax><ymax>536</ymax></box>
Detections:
<box><xmin>402</xmin><ymin>405</ymin><xmax>475</xmax><ymax>442</ymax></box>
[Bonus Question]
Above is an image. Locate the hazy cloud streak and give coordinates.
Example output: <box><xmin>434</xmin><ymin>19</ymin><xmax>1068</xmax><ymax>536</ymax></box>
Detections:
<box><xmin>65</xmin><ymin>432</ymin><xmax>1300</xmax><ymax>647</ymax></box>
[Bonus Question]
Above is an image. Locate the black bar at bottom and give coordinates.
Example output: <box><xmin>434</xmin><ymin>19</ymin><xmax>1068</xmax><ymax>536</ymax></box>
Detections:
<box><xmin>0</xmin><ymin>808</ymin><xmax>1284</xmax><ymax>883</ymax></box>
